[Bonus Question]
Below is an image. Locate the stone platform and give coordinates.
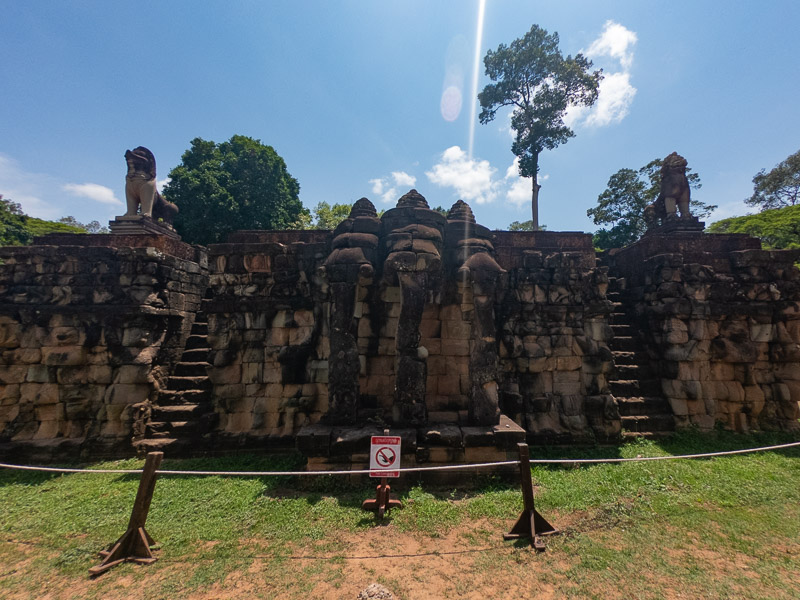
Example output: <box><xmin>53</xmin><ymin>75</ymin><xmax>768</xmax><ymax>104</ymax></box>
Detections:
<box><xmin>296</xmin><ymin>414</ymin><xmax>526</xmax><ymax>484</ymax></box>
<box><xmin>108</xmin><ymin>215</ymin><xmax>181</xmax><ymax>239</ymax></box>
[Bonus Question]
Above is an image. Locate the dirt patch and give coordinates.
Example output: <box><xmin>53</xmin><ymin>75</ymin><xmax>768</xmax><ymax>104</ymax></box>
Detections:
<box><xmin>3</xmin><ymin>508</ymin><xmax>799</xmax><ymax>600</ymax></box>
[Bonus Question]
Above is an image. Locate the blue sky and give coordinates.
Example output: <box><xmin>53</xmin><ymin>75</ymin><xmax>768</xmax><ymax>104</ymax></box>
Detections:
<box><xmin>2</xmin><ymin>1</ymin><xmax>799</xmax><ymax>233</ymax></box>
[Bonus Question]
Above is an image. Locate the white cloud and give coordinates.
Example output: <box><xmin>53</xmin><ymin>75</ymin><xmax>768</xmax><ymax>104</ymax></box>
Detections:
<box><xmin>369</xmin><ymin>171</ymin><xmax>417</xmax><ymax>204</ymax></box>
<box><xmin>584</xmin><ymin>71</ymin><xmax>637</xmax><ymax>127</ymax></box>
<box><xmin>62</xmin><ymin>183</ymin><xmax>123</xmax><ymax>206</ymax></box>
<box><xmin>156</xmin><ymin>177</ymin><xmax>170</xmax><ymax>193</ymax></box>
<box><xmin>369</xmin><ymin>178</ymin><xmax>385</xmax><ymax>196</ymax></box>
<box><xmin>391</xmin><ymin>171</ymin><xmax>416</xmax><ymax>187</ymax></box>
<box><xmin>586</xmin><ymin>20</ymin><xmax>637</xmax><ymax>70</ymax></box>
<box><xmin>426</xmin><ymin>145</ymin><xmax>498</xmax><ymax>204</ymax></box>
<box><xmin>568</xmin><ymin>21</ymin><xmax>638</xmax><ymax>129</ymax></box>
<box><xmin>374</xmin><ymin>150</ymin><xmax>549</xmax><ymax>212</ymax></box>
<box><xmin>503</xmin><ymin>157</ymin><xmax>548</xmax><ymax>207</ymax></box>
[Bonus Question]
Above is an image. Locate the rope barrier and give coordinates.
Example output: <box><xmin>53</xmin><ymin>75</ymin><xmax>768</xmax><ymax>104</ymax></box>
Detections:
<box><xmin>1</xmin><ymin>440</ymin><xmax>798</xmax><ymax>477</ymax></box>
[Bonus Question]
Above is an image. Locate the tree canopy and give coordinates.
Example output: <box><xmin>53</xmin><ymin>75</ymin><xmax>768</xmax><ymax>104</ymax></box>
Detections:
<box><xmin>745</xmin><ymin>148</ymin><xmax>800</xmax><ymax>210</ymax></box>
<box><xmin>587</xmin><ymin>158</ymin><xmax>715</xmax><ymax>249</ymax></box>
<box><xmin>164</xmin><ymin>135</ymin><xmax>305</xmax><ymax>245</ymax></box>
<box><xmin>57</xmin><ymin>216</ymin><xmax>109</xmax><ymax>233</ymax></box>
<box><xmin>507</xmin><ymin>220</ymin><xmax>547</xmax><ymax>231</ymax></box>
<box><xmin>309</xmin><ymin>202</ymin><xmax>352</xmax><ymax>230</ymax></box>
<box><xmin>707</xmin><ymin>204</ymin><xmax>800</xmax><ymax>249</ymax></box>
<box><xmin>478</xmin><ymin>24</ymin><xmax>602</xmax><ymax>230</ymax></box>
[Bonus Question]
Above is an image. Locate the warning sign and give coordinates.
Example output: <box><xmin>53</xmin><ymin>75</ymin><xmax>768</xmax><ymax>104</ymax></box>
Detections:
<box><xmin>369</xmin><ymin>435</ymin><xmax>401</xmax><ymax>478</ymax></box>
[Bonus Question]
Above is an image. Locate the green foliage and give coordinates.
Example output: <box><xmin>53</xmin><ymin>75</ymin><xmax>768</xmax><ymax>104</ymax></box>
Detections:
<box><xmin>707</xmin><ymin>203</ymin><xmax>800</xmax><ymax>249</ymax></box>
<box><xmin>164</xmin><ymin>135</ymin><xmax>304</xmax><ymax>245</ymax></box>
<box><xmin>310</xmin><ymin>201</ymin><xmax>352</xmax><ymax>230</ymax></box>
<box><xmin>1</xmin><ymin>431</ymin><xmax>799</xmax><ymax>598</ymax></box>
<box><xmin>57</xmin><ymin>216</ymin><xmax>109</xmax><ymax>233</ymax></box>
<box><xmin>508</xmin><ymin>220</ymin><xmax>547</xmax><ymax>231</ymax></box>
<box><xmin>0</xmin><ymin>195</ymin><xmax>33</xmax><ymax>245</ymax></box>
<box><xmin>0</xmin><ymin>195</ymin><xmax>86</xmax><ymax>246</ymax></box>
<box><xmin>745</xmin><ymin>148</ymin><xmax>800</xmax><ymax>210</ymax></box>
<box><xmin>588</xmin><ymin>159</ymin><xmax>715</xmax><ymax>249</ymax></box>
<box><xmin>479</xmin><ymin>24</ymin><xmax>602</xmax><ymax>229</ymax></box>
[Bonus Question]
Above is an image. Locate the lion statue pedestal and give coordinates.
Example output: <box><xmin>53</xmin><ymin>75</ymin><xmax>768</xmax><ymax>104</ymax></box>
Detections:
<box><xmin>644</xmin><ymin>152</ymin><xmax>705</xmax><ymax>234</ymax></box>
<box><xmin>109</xmin><ymin>146</ymin><xmax>181</xmax><ymax>239</ymax></box>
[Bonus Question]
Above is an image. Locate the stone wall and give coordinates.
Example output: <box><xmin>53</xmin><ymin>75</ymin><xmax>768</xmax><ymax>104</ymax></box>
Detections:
<box><xmin>204</xmin><ymin>207</ymin><xmax>620</xmax><ymax>447</ymax></box>
<box><xmin>493</xmin><ymin>235</ymin><xmax>618</xmax><ymax>443</ymax></box>
<box><xmin>3</xmin><ymin>199</ymin><xmax>797</xmax><ymax>463</ymax></box>
<box><xmin>611</xmin><ymin>231</ymin><xmax>800</xmax><ymax>432</ymax></box>
<box><xmin>204</xmin><ymin>231</ymin><xmax>329</xmax><ymax>447</ymax></box>
<box><xmin>0</xmin><ymin>234</ymin><xmax>208</xmax><ymax>459</ymax></box>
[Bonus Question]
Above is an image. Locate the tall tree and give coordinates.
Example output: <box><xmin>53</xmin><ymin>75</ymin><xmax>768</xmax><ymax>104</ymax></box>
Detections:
<box><xmin>164</xmin><ymin>135</ymin><xmax>306</xmax><ymax>245</ymax></box>
<box><xmin>587</xmin><ymin>159</ymin><xmax>715</xmax><ymax>249</ymax></box>
<box><xmin>478</xmin><ymin>24</ymin><xmax>602</xmax><ymax>230</ymax></box>
<box><xmin>745</xmin><ymin>149</ymin><xmax>800</xmax><ymax>210</ymax></box>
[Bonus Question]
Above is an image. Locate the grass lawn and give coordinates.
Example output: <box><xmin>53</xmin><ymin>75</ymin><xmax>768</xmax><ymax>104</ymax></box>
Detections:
<box><xmin>1</xmin><ymin>429</ymin><xmax>799</xmax><ymax>599</ymax></box>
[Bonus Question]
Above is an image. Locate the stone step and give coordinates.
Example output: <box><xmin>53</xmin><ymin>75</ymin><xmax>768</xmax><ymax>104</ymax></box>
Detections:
<box><xmin>158</xmin><ymin>389</ymin><xmax>213</xmax><ymax>405</ymax></box>
<box><xmin>174</xmin><ymin>362</ymin><xmax>210</xmax><ymax>377</ymax></box>
<box><xmin>622</xmin><ymin>431</ymin><xmax>674</xmax><ymax>440</ymax></box>
<box><xmin>166</xmin><ymin>376</ymin><xmax>213</xmax><ymax>392</ymax></box>
<box><xmin>610</xmin><ymin>379</ymin><xmax>661</xmax><ymax>397</ymax></box>
<box><xmin>181</xmin><ymin>348</ymin><xmax>210</xmax><ymax>363</ymax></box>
<box><xmin>617</xmin><ymin>396</ymin><xmax>672</xmax><ymax>416</ymax></box>
<box><xmin>609</xmin><ymin>313</ymin><xmax>630</xmax><ymax>325</ymax></box>
<box><xmin>152</xmin><ymin>403</ymin><xmax>208</xmax><ymax>419</ymax></box>
<box><xmin>614</xmin><ymin>364</ymin><xmax>655</xmax><ymax>379</ymax></box>
<box><xmin>133</xmin><ymin>437</ymin><xmax>192</xmax><ymax>455</ymax></box>
<box><xmin>611</xmin><ymin>350</ymin><xmax>649</xmax><ymax>366</ymax></box>
<box><xmin>185</xmin><ymin>334</ymin><xmax>209</xmax><ymax>350</ymax></box>
<box><xmin>611</xmin><ymin>323</ymin><xmax>634</xmax><ymax>336</ymax></box>
<box><xmin>621</xmin><ymin>414</ymin><xmax>676</xmax><ymax>432</ymax></box>
<box><xmin>148</xmin><ymin>420</ymin><xmax>203</xmax><ymax>435</ymax></box>
<box><xmin>609</xmin><ymin>336</ymin><xmax>639</xmax><ymax>352</ymax></box>
<box><xmin>191</xmin><ymin>322</ymin><xmax>208</xmax><ymax>336</ymax></box>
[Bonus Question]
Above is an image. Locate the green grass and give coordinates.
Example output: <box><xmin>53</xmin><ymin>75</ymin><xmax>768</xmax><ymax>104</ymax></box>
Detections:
<box><xmin>1</xmin><ymin>429</ymin><xmax>799</xmax><ymax>599</ymax></box>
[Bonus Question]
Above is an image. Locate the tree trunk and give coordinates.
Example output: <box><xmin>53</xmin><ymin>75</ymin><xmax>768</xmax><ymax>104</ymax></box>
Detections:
<box><xmin>530</xmin><ymin>156</ymin><xmax>540</xmax><ymax>230</ymax></box>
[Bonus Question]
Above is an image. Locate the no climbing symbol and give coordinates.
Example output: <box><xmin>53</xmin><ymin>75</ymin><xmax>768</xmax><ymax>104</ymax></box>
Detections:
<box><xmin>369</xmin><ymin>436</ymin><xmax>401</xmax><ymax>478</ymax></box>
<box><xmin>376</xmin><ymin>447</ymin><xmax>396</xmax><ymax>468</ymax></box>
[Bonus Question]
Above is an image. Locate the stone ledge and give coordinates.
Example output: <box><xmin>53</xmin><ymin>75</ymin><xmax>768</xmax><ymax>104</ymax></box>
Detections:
<box><xmin>30</xmin><ymin>231</ymin><xmax>206</xmax><ymax>263</ymax></box>
<box><xmin>108</xmin><ymin>215</ymin><xmax>181</xmax><ymax>239</ymax></box>
<box><xmin>0</xmin><ymin>304</ymin><xmax>196</xmax><ymax>318</ymax></box>
<box><xmin>296</xmin><ymin>414</ymin><xmax>527</xmax><ymax>462</ymax></box>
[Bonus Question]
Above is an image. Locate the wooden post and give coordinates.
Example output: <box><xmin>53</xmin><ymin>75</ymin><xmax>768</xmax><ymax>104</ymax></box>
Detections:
<box><xmin>504</xmin><ymin>443</ymin><xmax>557</xmax><ymax>551</ymax></box>
<box><xmin>89</xmin><ymin>451</ymin><xmax>163</xmax><ymax>576</ymax></box>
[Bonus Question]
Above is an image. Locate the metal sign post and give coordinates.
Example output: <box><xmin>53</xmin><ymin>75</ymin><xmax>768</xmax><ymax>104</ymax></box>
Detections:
<box><xmin>362</xmin><ymin>431</ymin><xmax>403</xmax><ymax>518</ymax></box>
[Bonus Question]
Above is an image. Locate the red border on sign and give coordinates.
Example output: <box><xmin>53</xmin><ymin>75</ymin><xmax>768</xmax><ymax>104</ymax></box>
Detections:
<box><xmin>372</xmin><ymin>436</ymin><xmax>401</xmax><ymax>445</ymax></box>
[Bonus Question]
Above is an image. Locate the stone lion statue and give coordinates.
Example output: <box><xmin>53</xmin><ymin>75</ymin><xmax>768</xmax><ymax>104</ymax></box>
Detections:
<box><xmin>644</xmin><ymin>152</ymin><xmax>692</xmax><ymax>228</ymax></box>
<box><xmin>124</xmin><ymin>147</ymin><xmax>178</xmax><ymax>225</ymax></box>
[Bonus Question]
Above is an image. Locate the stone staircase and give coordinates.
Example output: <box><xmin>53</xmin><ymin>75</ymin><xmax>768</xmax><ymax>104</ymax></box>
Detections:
<box><xmin>133</xmin><ymin>312</ymin><xmax>217</xmax><ymax>455</ymax></box>
<box><xmin>607</xmin><ymin>276</ymin><xmax>676</xmax><ymax>438</ymax></box>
